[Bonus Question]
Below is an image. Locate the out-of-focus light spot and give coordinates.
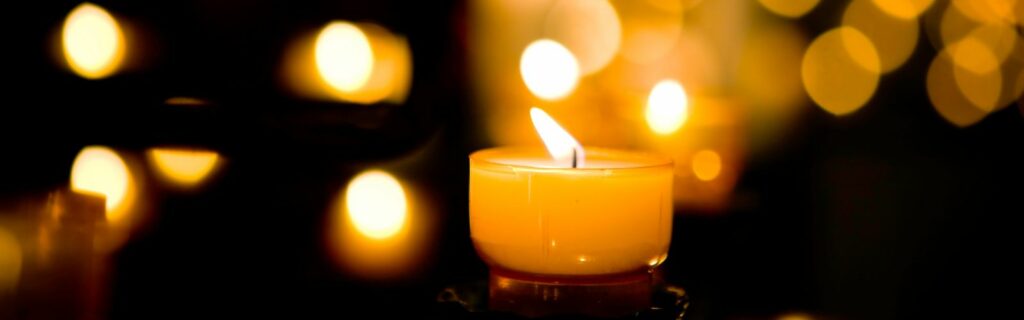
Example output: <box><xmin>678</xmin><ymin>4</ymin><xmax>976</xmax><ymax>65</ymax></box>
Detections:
<box><xmin>952</xmin><ymin>0</ymin><xmax>1017</xmax><ymax>24</ymax></box>
<box><xmin>315</xmin><ymin>22</ymin><xmax>374</xmax><ymax>93</ymax></box>
<box><xmin>520</xmin><ymin>39</ymin><xmax>579</xmax><ymax>101</ymax></box>
<box><xmin>70</xmin><ymin>146</ymin><xmax>133</xmax><ymax>223</ymax></box>
<box><xmin>345</xmin><ymin>170</ymin><xmax>407</xmax><ymax>240</ymax></box>
<box><xmin>843</xmin><ymin>0</ymin><xmax>919</xmax><ymax>73</ymax></box>
<box><xmin>691</xmin><ymin>150</ymin><xmax>722</xmax><ymax>181</ymax></box>
<box><xmin>738</xmin><ymin>22</ymin><xmax>808</xmax><ymax>111</ymax></box>
<box><xmin>618</xmin><ymin>0</ymin><xmax>683</xmax><ymax>64</ymax></box>
<box><xmin>645</xmin><ymin>80</ymin><xmax>689</xmax><ymax>135</ymax></box>
<box><xmin>757</xmin><ymin>0</ymin><xmax>819</xmax><ymax>18</ymax></box>
<box><xmin>543</xmin><ymin>0</ymin><xmax>620</xmax><ymax>75</ymax></box>
<box><xmin>927</xmin><ymin>49</ymin><xmax>989</xmax><ymax>127</ymax></box>
<box><xmin>802</xmin><ymin>27</ymin><xmax>880</xmax><ymax>116</ymax></box>
<box><xmin>330</xmin><ymin>171</ymin><xmax>432</xmax><ymax>280</ymax></box>
<box><xmin>147</xmin><ymin>148</ymin><xmax>221</xmax><ymax>188</ymax></box>
<box><xmin>871</xmin><ymin>0</ymin><xmax>934</xmax><ymax>20</ymax></box>
<box><xmin>0</xmin><ymin>226</ymin><xmax>22</xmax><ymax>293</ymax></box>
<box><xmin>940</xmin><ymin>4</ymin><xmax>1019</xmax><ymax>66</ymax></box>
<box><xmin>950</xmin><ymin>38</ymin><xmax>1003</xmax><ymax>112</ymax></box>
<box><xmin>62</xmin><ymin>3</ymin><xmax>125</xmax><ymax>79</ymax></box>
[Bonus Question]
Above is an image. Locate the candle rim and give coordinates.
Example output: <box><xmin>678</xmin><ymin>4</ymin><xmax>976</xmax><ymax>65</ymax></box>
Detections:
<box><xmin>469</xmin><ymin>146</ymin><xmax>672</xmax><ymax>172</ymax></box>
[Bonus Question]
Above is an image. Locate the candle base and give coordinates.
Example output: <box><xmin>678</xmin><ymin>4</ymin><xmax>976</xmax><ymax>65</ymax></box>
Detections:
<box><xmin>488</xmin><ymin>269</ymin><xmax>653</xmax><ymax>318</ymax></box>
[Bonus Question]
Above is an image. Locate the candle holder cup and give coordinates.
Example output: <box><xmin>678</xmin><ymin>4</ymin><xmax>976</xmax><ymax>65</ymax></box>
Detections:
<box><xmin>469</xmin><ymin>147</ymin><xmax>674</xmax><ymax>317</ymax></box>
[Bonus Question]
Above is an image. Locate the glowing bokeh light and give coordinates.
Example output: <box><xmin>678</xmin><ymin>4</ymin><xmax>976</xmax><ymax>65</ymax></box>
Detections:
<box><xmin>543</xmin><ymin>0</ymin><xmax>621</xmax><ymax>75</ymax></box>
<box><xmin>530</xmin><ymin>107</ymin><xmax>585</xmax><ymax>167</ymax></box>
<box><xmin>617</xmin><ymin>0</ymin><xmax>684</xmax><ymax>64</ymax></box>
<box><xmin>843</xmin><ymin>0</ymin><xmax>919</xmax><ymax>73</ymax></box>
<box><xmin>70</xmin><ymin>146</ymin><xmax>132</xmax><ymax>222</ymax></box>
<box><xmin>315</xmin><ymin>22</ymin><xmax>374</xmax><ymax>93</ymax></box>
<box><xmin>949</xmin><ymin>38</ymin><xmax>1003</xmax><ymax>112</ymax></box>
<box><xmin>519</xmin><ymin>39</ymin><xmax>580</xmax><ymax>101</ymax></box>
<box><xmin>802</xmin><ymin>27</ymin><xmax>880</xmax><ymax>116</ymax></box>
<box><xmin>738</xmin><ymin>22</ymin><xmax>808</xmax><ymax>110</ymax></box>
<box><xmin>62</xmin><ymin>3</ymin><xmax>125</xmax><ymax>79</ymax></box>
<box><xmin>345</xmin><ymin>170</ymin><xmax>407</xmax><ymax>240</ymax></box>
<box><xmin>0</xmin><ymin>226</ymin><xmax>21</xmax><ymax>293</ymax></box>
<box><xmin>757</xmin><ymin>0</ymin><xmax>820</xmax><ymax>18</ymax></box>
<box><xmin>691</xmin><ymin>150</ymin><xmax>722</xmax><ymax>182</ymax></box>
<box><xmin>645</xmin><ymin>80</ymin><xmax>689</xmax><ymax>135</ymax></box>
<box><xmin>927</xmin><ymin>49</ymin><xmax>989</xmax><ymax>127</ymax></box>
<box><xmin>147</xmin><ymin>148</ymin><xmax>221</xmax><ymax>188</ymax></box>
<box><xmin>870</xmin><ymin>0</ymin><xmax>934</xmax><ymax>20</ymax></box>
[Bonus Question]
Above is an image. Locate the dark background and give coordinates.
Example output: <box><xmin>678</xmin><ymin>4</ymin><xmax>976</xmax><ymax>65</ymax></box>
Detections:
<box><xmin>3</xmin><ymin>1</ymin><xmax>1022</xmax><ymax>319</ymax></box>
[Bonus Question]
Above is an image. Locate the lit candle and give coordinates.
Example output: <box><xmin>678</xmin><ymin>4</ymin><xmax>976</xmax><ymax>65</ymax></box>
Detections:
<box><xmin>469</xmin><ymin>108</ymin><xmax>673</xmax><ymax>278</ymax></box>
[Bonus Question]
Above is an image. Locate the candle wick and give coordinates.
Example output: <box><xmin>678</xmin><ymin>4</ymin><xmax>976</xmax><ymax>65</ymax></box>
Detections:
<box><xmin>572</xmin><ymin>149</ymin><xmax>578</xmax><ymax>168</ymax></box>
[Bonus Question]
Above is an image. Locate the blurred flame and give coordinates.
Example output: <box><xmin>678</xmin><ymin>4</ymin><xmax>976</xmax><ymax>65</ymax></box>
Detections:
<box><xmin>757</xmin><ymin>0</ymin><xmax>820</xmax><ymax>18</ymax></box>
<box><xmin>0</xmin><ymin>226</ymin><xmax>22</xmax><ymax>294</ymax></box>
<box><xmin>70</xmin><ymin>146</ymin><xmax>133</xmax><ymax>223</ymax></box>
<box><xmin>284</xmin><ymin>22</ymin><xmax>412</xmax><ymax>105</ymax></box>
<box><xmin>345</xmin><ymin>170</ymin><xmax>407</xmax><ymax>239</ymax></box>
<box><xmin>530</xmin><ymin>107</ymin><xmax>585</xmax><ymax>167</ymax></box>
<box><xmin>543</xmin><ymin>0</ymin><xmax>621</xmax><ymax>75</ymax></box>
<box><xmin>62</xmin><ymin>3</ymin><xmax>125</xmax><ymax>79</ymax></box>
<box><xmin>843</xmin><ymin>0</ymin><xmax>920</xmax><ymax>74</ymax></box>
<box><xmin>691</xmin><ymin>150</ymin><xmax>722</xmax><ymax>181</ymax></box>
<box><xmin>147</xmin><ymin>148</ymin><xmax>221</xmax><ymax>188</ymax></box>
<box><xmin>330</xmin><ymin>170</ymin><xmax>432</xmax><ymax>280</ymax></box>
<box><xmin>315</xmin><ymin>22</ymin><xmax>374</xmax><ymax>93</ymax></box>
<box><xmin>520</xmin><ymin>39</ymin><xmax>580</xmax><ymax>101</ymax></box>
<box><xmin>802</xmin><ymin>27</ymin><xmax>880</xmax><ymax>116</ymax></box>
<box><xmin>645</xmin><ymin>80</ymin><xmax>689</xmax><ymax>135</ymax></box>
<box><xmin>871</xmin><ymin>0</ymin><xmax>934</xmax><ymax>20</ymax></box>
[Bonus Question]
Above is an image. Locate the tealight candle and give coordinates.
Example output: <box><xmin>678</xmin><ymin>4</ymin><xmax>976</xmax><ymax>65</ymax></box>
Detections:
<box><xmin>469</xmin><ymin>108</ymin><xmax>673</xmax><ymax>279</ymax></box>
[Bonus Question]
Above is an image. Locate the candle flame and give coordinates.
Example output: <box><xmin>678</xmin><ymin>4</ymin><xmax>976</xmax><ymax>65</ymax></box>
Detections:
<box><xmin>530</xmin><ymin>107</ymin><xmax>585</xmax><ymax>167</ymax></box>
<box><xmin>345</xmin><ymin>170</ymin><xmax>407</xmax><ymax>239</ymax></box>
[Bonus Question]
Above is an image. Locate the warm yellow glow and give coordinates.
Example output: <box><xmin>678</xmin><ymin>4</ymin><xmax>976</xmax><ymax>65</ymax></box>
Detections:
<box><xmin>519</xmin><ymin>39</ymin><xmax>580</xmax><ymax>101</ymax></box>
<box><xmin>345</xmin><ymin>170</ymin><xmax>407</xmax><ymax>240</ymax></box>
<box><xmin>62</xmin><ymin>3</ymin><xmax>125</xmax><ymax>79</ymax></box>
<box><xmin>0</xmin><ymin>226</ymin><xmax>21</xmax><ymax>293</ymax></box>
<box><xmin>952</xmin><ymin>0</ymin><xmax>1018</xmax><ymax>24</ymax></box>
<box><xmin>871</xmin><ymin>0</ymin><xmax>934</xmax><ymax>20</ymax></box>
<box><xmin>950</xmin><ymin>38</ymin><xmax>1003</xmax><ymax>112</ymax></box>
<box><xmin>285</xmin><ymin>23</ymin><xmax>411</xmax><ymax>105</ymax></box>
<box><xmin>147</xmin><ymin>148</ymin><xmax>221</xmax><ymax>187</ymax></box>
<box><xmin>543</xmin><ymin>0</ymin><xmax>621</xmax><ymax>75</ymax></box>
<box><xmin>645</xmin><ymin>80</ymin><xmax>689</xmax><ymax>135</ymax></box>
<box><xmin>530</xmin><ymin>107</ymin><xmax>585</xmax><ymax>167</ymax></box>
<box><xmin>315</xmin><ymin>22</ymin><xmax>374</xmax><ymax>93</ymax></box>
<box><xmin>757</xmin><ymin>0</ymin><xmax>820</xmax><ymax>18</ymax></box>
<box><xmin>738</xmin><ymin>22</ymin><xmax>808</xmax><ymax>111</ymax></box>
<box><xmin>70</xmin><ymin>146</ymin><xmax>131</xmax><ymax>222</ymax></box>
<box><xmin>940</xmin><ymin>4</ymin><xmax>1018</xmax><ymax>67</ymax></box>
<box><xmin>164</xmin><ymin>97</ymin><xmax>206</xmax><ymax>106</ymax></box>
<box><xmin>802</xmin><ymin>27</ymin><xmax>880</xmax><ymax>116</ymax></box>
<box><xmin>843</xmin><ymin>0</ymin><xmax>919</xmax><ymax>73</ymax></box>
<box><xmin>927</xmin><ymin>49</ymin><xmax>989</xmax><ymax>127</ymax></box>
<box><xmin>617</xmin><ymin>0</ymin><xmax>684</xmax><ymax>64</ymax></box>
<box><xmin>691</xmin><ymin>150</ymin><xmax>722</xmax><ymax>181</ymax></box>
